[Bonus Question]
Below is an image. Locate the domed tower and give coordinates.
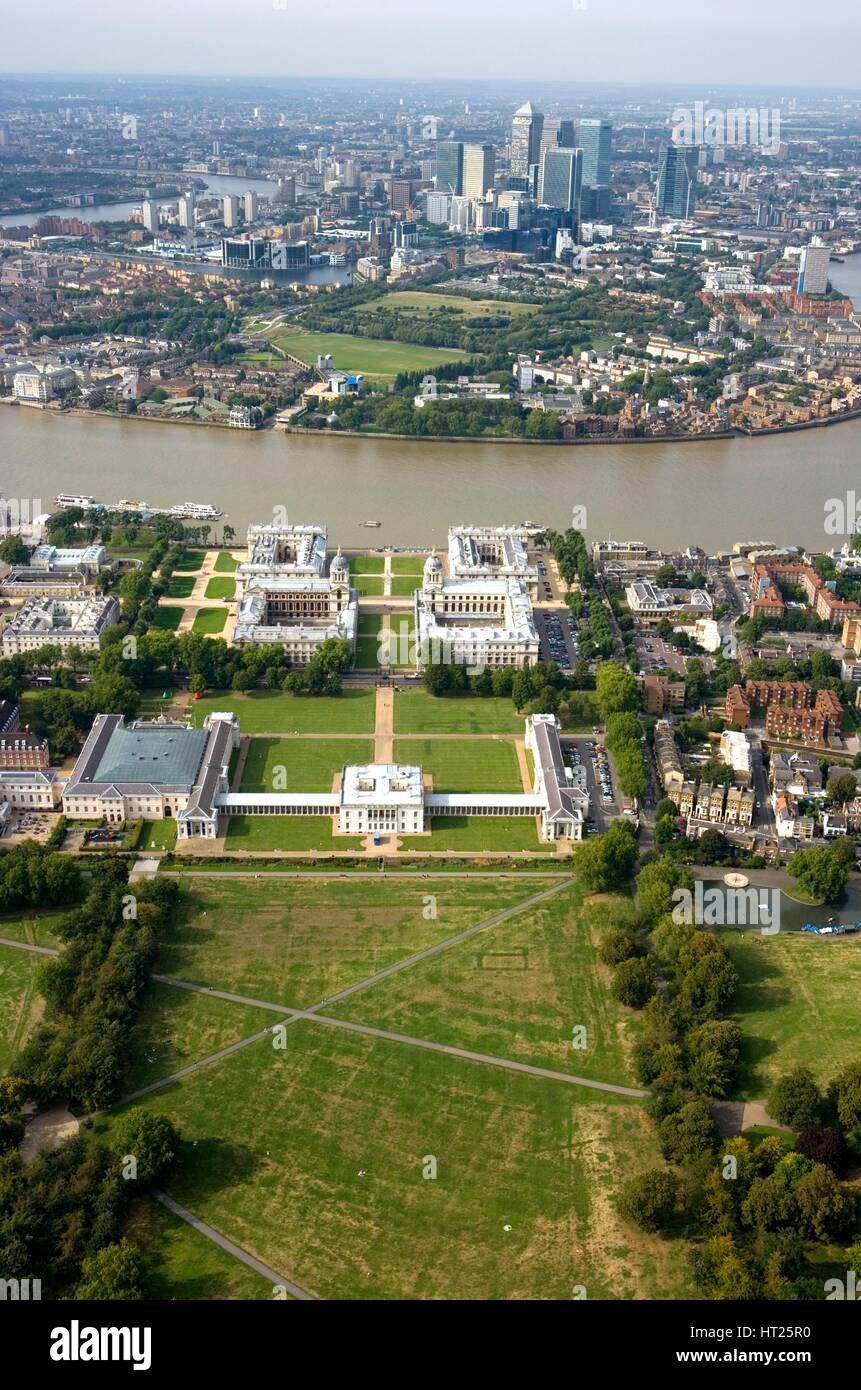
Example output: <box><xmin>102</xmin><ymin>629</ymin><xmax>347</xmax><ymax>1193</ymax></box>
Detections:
<box><xmin>423</xmin><ymin>548</ymin><xmax>443</xmax><ymax>593</ymax></box>
<box><xmin>330</xmin><ymin>547</ymin><xmax>350</xmax><ymax>608</ymax></box>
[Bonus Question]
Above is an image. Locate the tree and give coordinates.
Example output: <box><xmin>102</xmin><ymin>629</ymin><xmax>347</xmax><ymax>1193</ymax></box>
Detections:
<box><xmin>619</xmin><ymin>1168</ymin><xmax>681</xmax><ymax>1232</ymax></box>
<box><xmin>827</xmin><ymin>771</ymin><xmax>857</xmax><ymax>806</ymax></box>
<box><xmin>658</xmin><ymin>1098</ymin><xmax>720</xmax><ymax>1164</ymax></box>
<box><xmin>787</xmin><ymin>845</ymin><xmax>849</xmax><ymax>904</ymax></box>
<box><xmin>831</xmin><ymin>1060</ymin><xmax>861</xmax><ymax>1134</ymax></box>
<box><xmin>794</xmin><ymin>1163</ymin><xmax>854</xmax><ymax>1241</ymax></box>
<box><xmin>795</xmin><ymin>1126</ymin><xmax>847</xmax><ymax>1176</ymax></box>
<box><xmin>598</xmin><ymin>926</ymin><xmax>642</xmax><ymax>966</ymax></box>
<box><xmin>75</xmin><ymin>1239</ymin><xmax>143</xmax><ymax>1300</ymax></box>
<box><xmin>110</xmin><ymin>1110</ymin><xmax>179</xmax><ymax>1183</ymax></box>
<box><xmin>0</xmin><ymin>535</ymin><xmax>29</xmax><ymax>565</ymax></box>
<box><xmin>595</xmin><ymin>662</ymin><xmax>639</xmax><ymax>719</ymax></box>
<box><xmin>611</xmin><ymin>957</ymin><xmax>657</xmax><ymax>1009</ymax></box>
<box><xmin>768</xmin><ymin>1067</ymin><xmax>823</xmax><ymax>1130</ymax></box>
<box><xmin>573</xmin><ymin>820</ymin><xmax>638</xmax><ymax>893</ymax></box>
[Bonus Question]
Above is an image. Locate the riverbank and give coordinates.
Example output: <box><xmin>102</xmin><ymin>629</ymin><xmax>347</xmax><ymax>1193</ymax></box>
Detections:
<box><xmin>279</xmin><ymin>422</ymin><xmax>737</xmax><ymax>445</ymax></box>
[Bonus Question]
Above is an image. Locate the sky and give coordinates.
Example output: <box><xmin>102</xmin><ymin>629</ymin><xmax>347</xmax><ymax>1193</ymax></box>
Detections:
<box><xmin>2</xmin><ymin>0</ymin><xmax>861</xmax><ymax>89</ymax></box>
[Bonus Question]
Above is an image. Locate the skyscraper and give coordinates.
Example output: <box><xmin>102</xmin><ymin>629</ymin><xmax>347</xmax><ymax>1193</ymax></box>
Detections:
<box><xmin>540</xmin><ymin>147</ymin><xmax>583</xmax><ymax>213</ymax></box>
<box><xmin>178</xmin><ymin>192</ymin><xmax>195</xmax><ymax>229</ymax></box>
<box><xmin>243</xmin><ymin>190</ymin><xmax>259</xmax><ymax>223</ymax></box>
<box><xmin>578</xmin><ymin>119</ymin><xmax>613</xmax><ymax>188</ymax></box>
<box><xmin>463</xmin><ymin>144</ymin><xmax>496</xmax><ymax>200</ymax></box>
<box><xmin>436</xmin><ymin>140</ymin><xmax>464</xmax><ymax>196</ymax></box>
<box><xmin>656</xmin><ymin>143</ymin><xmax>699</xmax><ymax>218</ymax></box>
<box><xmin>223</xmin><ymin>195</ymin><xmax>240</xmax><ymax>229</ymax></box>
<box><xmin>797</xmin><ymin>244</ymin><xmax>830</xmax><ymax>296</ymax></box>
<box><xmin>511</xmin><ymin>102</ymin><xmax>544</xmax><ymax>178</ymax></box>
<box><xmin>141</xmin><ymin>199</ymin><xmax>159</xmax><ymax>233</ymax></box>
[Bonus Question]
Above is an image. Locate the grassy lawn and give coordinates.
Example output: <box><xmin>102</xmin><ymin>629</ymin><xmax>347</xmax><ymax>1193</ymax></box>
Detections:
<box><xmin>138</xmin><ymin>819</ymin><xmax>178</xmax><ymax>853</ymax></box>
<box><xmin>124</xmin><ymin>981</ymin><xmax>284</xmax><ymax>1093</ymax></box>
<box><xmin>189</xmin><ymin>690</ymin><xmax>376</xmax><ymax>735</ymax></box>
<box><xmin>153</xmin><ymin>606</ymin><xmax>184</xmax><ymax>631</ymax></box>
<box><xmin>386</xmin><ymin>616</ymin><xmax>415</xmax><ymax>669</ymax></box>
<box><xmin>175</xmin><ymin>551</ymin><xmax>206</xmax><ymax>573</ymax></box>
<box><xmin>394</xmin><ymin>691</ymin><xmax>523</xmax><ymax>735</ymax></box>
<box><xmin>721</xmin><ymin>930</ymin><xmax>861</xmax><ymax>1099</ymax></box>
<box><xmin>355</xmin><ymin>636</ymin><xmax>383</xmax><ymax>668</ymax></box>
<box><xmin>354</xmin><ymin>575</ymin><xmax>385</xmax><ymax>597</ymax></box>
<box><xmin>102</xmin><ymin>1022</ymin><xmax>687</xmax><ymax>1300</ymax></box>
<box><xmin>395</xmin><ymin>738</ymin><xmax>523</xmax><ymax>793</ymax></box>
<box><xmin>358</xmin><ymin>291</ymin><xmax>535</xmax><ymax>320</ymax></box>
<box><xmin>166</xmin><ymin>576</ymin><xmax>197</xmax><ymax>598</ymax></box>
<box><xmin>156</xmin><ymin>878</ymin><xmax>529</xmax><ymax>1009</ymax></box>
<box><xmin>126</xmin><ymin>1197</ymin><xmax>275</xmax><ymax>1300</ymax></box>
<box><xmin>391</xmin><ymin>556</ymin><xmax>427</xmax><ymax>575</ymax></box>
<box><xmin>240</xmin><ymin>737</ymin><xmax>374</xmax><ymax>793</ymax></box>
<box><xmin>269</xmin><ymin>328</ymin><xmax>469</xmax><ymax>379</ymax></box>
<box><xmin>400</xmin><ymin>817</ymin><xmax>553</xmax><ymax>852</ymax></box>
<box><xmin>205</xmin><ymin>577</ymin><xmax>235</xmax><ymax>600</ymax></box>
<box><xmin>0</xmin><ymin>910</ymin><xmax>65</xmax><ymax>949</ymax></box>
<box><xmin>390</xmin><ymin>577</ymin><xmax>420</xmax><ymax>597</ymax></box>
<box><xmin>224</xmin><ymin>816</ymin><xmax>363</xmax><ymax>853</ymax></box>
<box><xmin>351</xmin><ymin>556</ymin><xmax>385</xmax><ymax>575</ymax></box>
<box><xmin>0</xmin><ymin>944</ymin><xmax>44</xmax><ymax>1070</ymax></box>
<box><xmin>192</xmin><ymin>609</ymin><xmax>228</xmax><ymax>635</ymax></box>
<box><xmin>325</xmin><ymin>888</ymin><xmax>637</xmax><ymax>1086</ymax></box>
<box><xmin>215</xmin><ymin>551</ymin><xmax>239</xmax><ymax>572</ymax></box>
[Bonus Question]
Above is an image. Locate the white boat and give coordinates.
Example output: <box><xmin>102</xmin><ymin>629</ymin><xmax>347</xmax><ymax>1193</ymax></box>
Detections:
<box><xmin>363</xmin><ymin>521</ymin><xmax>382</xmax><ymax>528</ymax></box>
<box><xmin>167</xmin><ymin>503</ymin><xmax>223</xmax><ymax>520</ymax></box>
<box><xmin>55</xmin><ymin>493</ymin><xmax>98</xmax><ymax>508</ymax></box>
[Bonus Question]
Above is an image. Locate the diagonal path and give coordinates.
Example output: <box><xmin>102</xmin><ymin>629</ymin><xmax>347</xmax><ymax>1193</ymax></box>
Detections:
<box><xmin>154</xmin><ymin>1191</ymin><xmax>318</xmax><ymax>1301</ymax></box>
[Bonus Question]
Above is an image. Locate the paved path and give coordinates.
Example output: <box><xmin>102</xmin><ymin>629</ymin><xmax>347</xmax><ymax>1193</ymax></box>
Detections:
<box><xmin>164</xmin><ymin>869</ymin><xmax>570</xmax><ymax>878</ymax></box>
<box><xmin>154</xmin><ymin>1191</ymin><xmax>318</xmax><ymax>1301</ymax></box>
<box><xmin>0</xmin><ymin>935</ymin><xmax>57</xmax><ymax>956</ymax></box>
<box><xmin>374</xmin><ymin>686</ymin><xmax>394</xmax><ymax>764</ymax></box>
<box><xmin>149</xmin><ymin>977</ymin><xmax>647</xmax><ymax>1098</ymax></box>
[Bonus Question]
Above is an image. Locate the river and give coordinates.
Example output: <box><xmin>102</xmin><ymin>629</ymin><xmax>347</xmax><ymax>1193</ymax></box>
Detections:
<box><xmin>0</xmin><ymin>174</ymin><xmax>287</xmax><ymax>229</ymax></box>
<box><xmin>3</xmin><ymin>253</ymin><xmax>860</xmax><ymax>551</ymax></box>
<box><xmin>4</xmin><ymin>402</ymin><xmax>861</xmax><ymax>550</ymax></box>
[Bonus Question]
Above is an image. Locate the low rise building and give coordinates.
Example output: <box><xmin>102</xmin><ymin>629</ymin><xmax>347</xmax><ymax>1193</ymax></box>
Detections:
<box><xmin>63</xmin><ymin>712</ymin><xmax>239</xmax><ymax>839</ymax></box>
<box><xmin>0</xmin><ymin>769</ymin><xmax>61</xmax><ymax>810</ymax></box>
<box><xmin>447</xmin><ymin>526</ymin><xmax>539</xmax><ymax>600</ymax></box>
<box><xmin>719</xmin><ymin>729</ymin><xmax>753</xmax><ymax>785</ymax></box>
<box><xmin>414</xmin><ymin>551</ymin><xmax>538</xmax><ymax>671</ymax></box>
<box><xmin>643</xmin><ymin>673</ymin><xmax>686</xmax><ymax>715</ymax></box>
<box><xmin>1</xmin><ymin>594</ymin><xmax>119</xmax><ymax>656</ymax></box>
<box><xmin>0</xmin><ymin>733</ymin><xmax>49</xmax><ymax>771</ymax></box>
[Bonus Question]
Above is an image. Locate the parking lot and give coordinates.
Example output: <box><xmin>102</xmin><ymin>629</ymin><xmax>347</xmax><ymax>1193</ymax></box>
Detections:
<box><xmin>635</xmin><ymin>632</ymin><xmax>690</xmax><ymax>677</ymax></box>
<box><xmin>537</xmin><ymin>607</ymin><xmax>579</xmax><ymax>671</ymax></box>
<box><xmin>562</xmin><ymin>734</ymin><xmax>621</xmax><ymax>831</ymax></box>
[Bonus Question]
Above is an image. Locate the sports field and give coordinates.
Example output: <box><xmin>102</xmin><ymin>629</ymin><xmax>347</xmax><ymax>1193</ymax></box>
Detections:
<box><xmin>240</xmin><ymin>737</ymin><xmax>374</xmax><ymax>792</ymax></box>
<box><xmin>720</xmin><ymin>929</ymin><xmax>861</xmax><ymax>1098</ymax></box>
<box><xmin>270</xmin><ymin>328</ymin><xmax>469</xmax><ymax>378</ymax></box>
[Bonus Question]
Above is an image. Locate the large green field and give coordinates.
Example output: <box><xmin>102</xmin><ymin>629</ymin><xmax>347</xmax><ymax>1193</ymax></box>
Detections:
<box><xmin>214</xmin><ymin>551</ymin><xmax>238</xmax><ymax>573</ymax></box>
<box><xmin>224</xmin><ymin>816</ymin><xmax>363</xmax><ymax>853</ymax></box>
<box><xmin>102</xmin><ymin>1022</ymin><xmax>686</xmax><ymax>1300</ymax></box>
<box><xmin>205</xmin><ymin>577</ymin><xmax>235</xmax><ymax>600</ymax></box>
<box><xmin>324</xmin><ymin>888</ymin><xmax>636</xmax><ymax>1086</ymax></box>
<box><xmin>357</xmin><ymin>290</ymin><xmax>535</xmax><ymax>320</ymax></box>
<box><xmin>189</xmin><ymin>691</ymin><xmax>376</xmax><ymax>735</ymax></box>
<box><xmin>192</xmin><ymin>608</ymin><xmax>228</xmax><ymax>635</ymax></box>
<box><xmin>0</xmin><ymin>910</ymin><xmax>65</xmax><ymax>949</ymax></box>
<box><xmin>394</xmin><ymin>691</ymin><xmax>523</xmax><ymax>735</ymax></box>
<box><xmin>270</xmin><ymin>329</ymin><xmax>469</xmax><ymax>379</ymax></box>
<box><xmin>240</xmin><ymin>737</ymin><xmax>374</xmax><ymax>793</ymax></box>
<box><xmin>395</xmin><ymin>738</ymin><xmax>523</xmax><ymax>793</ymax></box>
<box><xmin>154</xmin><ymin>877</ymin><xmax>530</xmax><ymax>1009</ymax></box>
<box><xmin>153</xmin><ymin>606</ymin><xmax>184</xmax><ymax>631</ymax></box>
<box><xmin>721</xmin><ymin>930</ymin><xmax>861</xmax><ymax>1098</ymax></box>
<box><xmin>0</xmin><ymin>944</ymin><xmax>43</xmax><ymax>1070</ymax></box>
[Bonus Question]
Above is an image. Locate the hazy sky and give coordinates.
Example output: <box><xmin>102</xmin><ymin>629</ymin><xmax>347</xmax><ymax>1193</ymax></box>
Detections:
<box><xmin>3</xmin><ymin>0</ymin><xmax>861</xmax><ymax>89</ymax></box>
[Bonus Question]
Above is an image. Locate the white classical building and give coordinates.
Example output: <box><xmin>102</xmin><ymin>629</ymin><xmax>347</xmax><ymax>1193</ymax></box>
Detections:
<box><xmin>414</xmin><ymin>551</ymin><xmax>539</xmax><ymax>671</ymax></box>
<box><xmin>1</xmin><ymin>594</ymin><xmax>119</xmax><ymax>656</ymax></box>
<box><xmin>63</xmin><ymin>712</ymin><xmax>239</xmax><ymax>839</ymax></box>
<box><xmin>218</xmin><ymin>714</ymin><xmax>585</xmax><ymax>843</ymax></box>
<box><xmin>447</xmin><ymin>525</ymin><xmax>539</xmax><ymax>599</ymax></box>
<box><xmin>0</xmin><ymin>769</ymin><xmax>62</xmax><ymax>812</ymax></box>
<box><xmin>233</xmin><ymin>522</ymin><xmax>358</xmax><ymax>664</ymax></box>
